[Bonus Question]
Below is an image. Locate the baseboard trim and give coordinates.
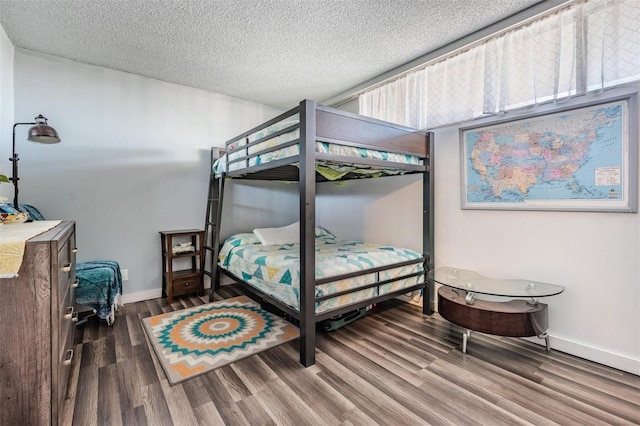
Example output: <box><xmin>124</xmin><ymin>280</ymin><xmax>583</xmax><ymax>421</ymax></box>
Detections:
<box><xmin>121</xmin><ymin>289</ymin><xmax>163</xmax><ymax>304</ymax></box>
<box><xmin>119</xmin><ymin>279</ymin><xmax>219</xmax><ymax>305</ymax></box>
<box><xmin>527</xmin><ymin>334</ymin><xmax>640</xmax><ymax>376</ymax></box>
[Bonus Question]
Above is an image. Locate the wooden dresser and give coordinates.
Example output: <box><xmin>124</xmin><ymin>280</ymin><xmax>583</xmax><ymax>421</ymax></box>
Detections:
<box><xmin>0</xmin><ymin>221</ymin><xmax>78</xmax><ymax>426</ymax></box>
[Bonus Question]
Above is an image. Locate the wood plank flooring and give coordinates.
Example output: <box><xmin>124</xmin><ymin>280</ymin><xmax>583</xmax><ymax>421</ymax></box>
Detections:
<box><xmin>63</xmin><ymin>284</ymin><xmax>640</xmax><ymax>425</ymax></box>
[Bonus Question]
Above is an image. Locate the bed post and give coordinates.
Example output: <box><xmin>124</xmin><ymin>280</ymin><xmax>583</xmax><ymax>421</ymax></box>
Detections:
<box><xmin>423</xmin><ymin>132</ymin><xmax>435</xmax><ymax>315</ymax></box>
<box><xmin>299</xmin><ymin>99</ymin><xmax>317</xmax><ymax>366</ymax></box>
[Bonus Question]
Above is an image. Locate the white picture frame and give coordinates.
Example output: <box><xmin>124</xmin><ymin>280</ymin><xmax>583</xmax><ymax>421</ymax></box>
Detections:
<box><xmin>460</xmin><ymin>91</ymin><xmax>638</xmax><ymax>212</ymax></box>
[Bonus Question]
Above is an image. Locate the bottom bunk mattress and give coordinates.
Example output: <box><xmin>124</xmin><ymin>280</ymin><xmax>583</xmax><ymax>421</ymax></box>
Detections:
<box><xmin>219</xmin><ymin>230</ymin><xmax>424</xmax><ymax>314</ymax></box>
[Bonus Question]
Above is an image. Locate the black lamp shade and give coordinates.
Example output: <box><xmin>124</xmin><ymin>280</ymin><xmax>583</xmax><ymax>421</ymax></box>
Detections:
<box><xmin>10</xmin><ymin>114</ymin><xmax>61</xmax><ymax>209</ymax></box>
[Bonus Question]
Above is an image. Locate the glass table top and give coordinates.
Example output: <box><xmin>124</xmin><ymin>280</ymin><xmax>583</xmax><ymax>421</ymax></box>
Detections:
<box><xmin>428</xmin><ymin>267</ymin><xmax>565</xmax><ymax>298</ymax></box>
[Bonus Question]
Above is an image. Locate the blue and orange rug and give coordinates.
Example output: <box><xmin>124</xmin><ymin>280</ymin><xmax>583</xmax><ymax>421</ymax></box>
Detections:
<box><xmin>142</xmin><ymin>295</ymin><xmax>299</xmax><ymax>385</ymax></box>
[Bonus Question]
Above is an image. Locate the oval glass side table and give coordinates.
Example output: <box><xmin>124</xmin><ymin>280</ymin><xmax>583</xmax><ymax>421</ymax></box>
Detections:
<box><xmin>428</xmin><ymin>267</ymin><xmax>565</xmax><ymax>354</ymax></box>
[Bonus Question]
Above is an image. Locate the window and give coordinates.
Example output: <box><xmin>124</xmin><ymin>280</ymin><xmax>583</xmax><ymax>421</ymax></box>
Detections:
<box><xmin>359</xmin><ymin>0</ymin><xmax>640</xmax><ymax>129</ymax></box>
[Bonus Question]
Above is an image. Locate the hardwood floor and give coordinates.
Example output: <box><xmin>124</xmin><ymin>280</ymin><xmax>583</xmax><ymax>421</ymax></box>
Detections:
<box><xmin>63</xmin><ymin>284</ymin><xmax>640</xmax><ymax>425</ymax></box>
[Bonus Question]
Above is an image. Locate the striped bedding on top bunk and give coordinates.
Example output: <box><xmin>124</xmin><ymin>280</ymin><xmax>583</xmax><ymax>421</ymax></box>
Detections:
<box><xmin>213</xmin><ymin>116</ymin><xmax>423</xmax><ymax>179</ymax></box>
<box><xmin>218</xmin><ymin>230</ymin><xmax>424</xmax><ymax>314</ymax></box>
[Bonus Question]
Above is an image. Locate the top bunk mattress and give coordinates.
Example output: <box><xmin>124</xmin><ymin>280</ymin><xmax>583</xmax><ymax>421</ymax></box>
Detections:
<box><xmin>213</xmin><ymin>110</ymin><xmax>427</xmax><ymax>180</ymax></box>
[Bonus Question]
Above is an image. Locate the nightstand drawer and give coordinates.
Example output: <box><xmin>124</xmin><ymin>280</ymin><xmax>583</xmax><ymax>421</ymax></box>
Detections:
<box><xmin>172</xmin><ymin>275</ymin><xmax>203</xmax><ymax>296</ymax></box>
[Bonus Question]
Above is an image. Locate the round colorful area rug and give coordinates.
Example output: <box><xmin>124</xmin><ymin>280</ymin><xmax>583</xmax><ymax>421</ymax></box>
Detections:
<box><xmin>142</xmin><ymin>295</ymin><xmax>299</xmax><ymax>385</ymax></box>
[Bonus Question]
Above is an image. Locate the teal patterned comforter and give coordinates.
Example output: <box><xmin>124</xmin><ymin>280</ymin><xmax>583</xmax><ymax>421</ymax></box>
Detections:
<box><xmin>219</xmin><ymin>231</ymin><xmax>424</xmax><ymax>313</ymax></box>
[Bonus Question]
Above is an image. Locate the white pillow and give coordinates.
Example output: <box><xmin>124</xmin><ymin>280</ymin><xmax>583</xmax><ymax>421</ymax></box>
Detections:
<box><xmin>253</xmin><ymin>222</ymin><xmax>300</xmax><ymax>246</ymax></box>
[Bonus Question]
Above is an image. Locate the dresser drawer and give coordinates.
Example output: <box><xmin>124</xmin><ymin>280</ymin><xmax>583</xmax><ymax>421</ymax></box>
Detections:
<box><xmin>58</xmin><ymin>229</ymin><xmax>77</xmax><ymax>307</ymax></box>
<box><xmin>58</xmin><ymin>287</ymin><xmax>77</xmax><ymax>356</ymax></box>
<box><xmin>58</xmin><ymin>237</ymin><xmax>72</xmax><ymax>304</ymax></box>
<box><xmin>57</xmin><ymin>309</ymin><xmax>75</xmax><ymax>376</ymax></box>
<box><xmin>55</xmin><ymin>226</ymin><xmax>77</xmax><ymax>426</ymax></box>
<box><xmin>57</xmin><ymin>273</ymin><xmax>76</xmax><ymax>426</ymax></box>
<box><xmin>57</xmin><ymin>326</ymin><xmax>74</xmax><ymax>425</ymax></box>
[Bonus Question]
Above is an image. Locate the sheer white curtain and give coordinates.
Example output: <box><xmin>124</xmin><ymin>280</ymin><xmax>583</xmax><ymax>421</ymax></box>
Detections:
<box><xmin>359</xmin><ymin>0</ymin><xmax>640</xmax><ymax>129</ymax></box>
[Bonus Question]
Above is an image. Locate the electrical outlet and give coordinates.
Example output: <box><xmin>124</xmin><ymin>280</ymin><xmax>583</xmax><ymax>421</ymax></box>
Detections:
<box><xmin>121</xmin><ymin>269</ymin><xmax>129</xmax><ymax>281</ymax></box>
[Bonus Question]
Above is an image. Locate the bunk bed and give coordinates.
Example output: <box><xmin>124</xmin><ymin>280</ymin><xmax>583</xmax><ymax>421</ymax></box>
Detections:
<box><xmin>205</xmin><ymin>99</ymin><xmax>435</xmax><ymax>367</ymax></box>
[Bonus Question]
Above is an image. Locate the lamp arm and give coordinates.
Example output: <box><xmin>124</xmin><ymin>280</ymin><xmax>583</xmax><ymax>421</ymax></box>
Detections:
<box><xmin>10</xmin><ymin>122</ymin><xmax>36</xmax><ymax>210</ymax></box>
<box><xmin>12</xmin><ymin>122</ymin><xmax>36</xmax><ymax>155</ymax></box>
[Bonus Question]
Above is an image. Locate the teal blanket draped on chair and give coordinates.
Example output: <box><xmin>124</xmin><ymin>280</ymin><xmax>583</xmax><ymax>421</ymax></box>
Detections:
<box><xmin>75</xmin><ymin>261</ymin><xmax>123</xmax><ymax>325</ymax></box>
<box><xmin>1</xmin><ymin>203</ymin><xmax>123</xmax><ymax>325</ymax></box>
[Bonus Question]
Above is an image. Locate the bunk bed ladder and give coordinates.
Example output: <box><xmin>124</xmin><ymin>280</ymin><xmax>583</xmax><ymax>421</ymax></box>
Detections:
<box><xmin>204</xmin><ymin>148</ymin><xmax>225</xmax><ymax>302</ymax></box>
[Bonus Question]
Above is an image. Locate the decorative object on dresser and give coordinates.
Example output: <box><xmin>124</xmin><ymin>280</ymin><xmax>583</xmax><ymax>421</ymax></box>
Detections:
<box><xmin>0</xmin><ymin>211</ymin><xmax>29</xmax><ymax>224</ymax></box>
<box><xmin>429</xmin><ymin>267</ymin><xmax>565</xmax><ymax>354</ymax></box>
<box><xmin>0</xmin><ymin>203</ymin><xmax>44</xmax><ymax>222</ymax></box>
<box><xmin>160</xmin><ymin>229</ymin><xmax>205</xmax><ymax>303</ymax></box>
<box><xmin>142</xmin><ymin>295</ymin><xmax>299</xmax><ymax>385</ymax></box>
<box><xmin>0</xmin><ymin>221</ymin><xmax>77</xmax><ymax>426</ymax></box>
<box><xmin>10</xmin><ymin>114</ymin><xmax>61</xmax><ymax>209</ymax></box>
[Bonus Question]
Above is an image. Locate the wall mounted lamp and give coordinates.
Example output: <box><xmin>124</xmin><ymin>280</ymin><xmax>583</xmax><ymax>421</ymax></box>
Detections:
<box><xmin>10</xmin><ymin>114</ymin><xmax>61</xmax><ymax>209</ymax></box>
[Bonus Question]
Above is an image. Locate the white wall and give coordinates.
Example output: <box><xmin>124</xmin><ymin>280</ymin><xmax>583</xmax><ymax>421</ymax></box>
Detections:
<box><xmin>0</xmin><ymin>25</ymin><xmax>13</xmax><ymax>198</ymax></box>
<box><xmin>317</xmin><ymin>174</ymin><xmax>423</xmax><ymax>252</ymax></box>
<box><xmin>10</xmin><ymin>50</ymin><xmax>291</xmax><ymax>298</ymax></box>
<box><xmin>433</xmin><ymin>123</ymin><xmax>639</xmax><ymax>375</ymax></box>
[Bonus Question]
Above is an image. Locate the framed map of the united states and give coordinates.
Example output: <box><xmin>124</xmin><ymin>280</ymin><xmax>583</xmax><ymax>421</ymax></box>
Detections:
<box><xmin>460</xmin><ymin>91</ymin><xmax>638</xmax><ymax>212</ymax></box>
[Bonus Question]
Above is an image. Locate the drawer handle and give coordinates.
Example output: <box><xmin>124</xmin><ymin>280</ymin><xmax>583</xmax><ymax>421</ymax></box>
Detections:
<box><xmin>63</xmin><ymin>349</ymin><xmax>74</xmax><ymax>366</ymax></box>
<box><xmin>72</xmin><ymin>248</ymin><xmax>78</xmax><ymax>254</ymax></box>
<box><xmin>184</xmin><ymin>282</ymin><xmax>191</xmax><ymax>286</ymax></box>
<box><xmin>62</xmin><ymin>263</ymin><xmax>71</xmax><ymax>273</ymax></box>
<box><xmin>64</xmin><ymin>306</ymin><xmax>75</xmax><ymax>321</ymax></box>
<box><xmin>72</xmin><ymin>279</ymin><xmax>79</xmax><ymax>288</ymax></box>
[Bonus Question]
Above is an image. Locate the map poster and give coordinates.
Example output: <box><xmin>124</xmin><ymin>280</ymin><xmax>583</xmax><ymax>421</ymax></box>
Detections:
<box><xmin>460</xmin><ymin>94</ymin><xmax>638</xmax><ymax>212</ymax></box>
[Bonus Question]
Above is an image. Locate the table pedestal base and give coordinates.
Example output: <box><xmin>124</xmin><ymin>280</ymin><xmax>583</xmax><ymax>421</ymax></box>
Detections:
<box><xmin>438</xmin><ymin>287</ymin><xmax>549</xmax><ymax>353</ymax></box>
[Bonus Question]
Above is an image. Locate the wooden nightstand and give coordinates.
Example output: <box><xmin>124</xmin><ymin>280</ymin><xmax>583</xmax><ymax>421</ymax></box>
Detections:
<box><xmin>159</xmin><ymin>229</ymin><xmax>205</xmax><ymax>303</ymax></box>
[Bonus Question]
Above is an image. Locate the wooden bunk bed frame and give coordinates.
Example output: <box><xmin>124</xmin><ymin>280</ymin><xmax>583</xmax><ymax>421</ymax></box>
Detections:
<box><xmin>204</xmin><ymin>99</ymin><xmax>435</xmax><ymax>367</ymax></box>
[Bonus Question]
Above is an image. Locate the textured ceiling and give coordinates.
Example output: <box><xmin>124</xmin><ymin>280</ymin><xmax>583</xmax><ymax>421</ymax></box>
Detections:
<box><xmin>1</xmin><ymin>0</ymin><xmax>546</xmax><ymax>110</ymax></box>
